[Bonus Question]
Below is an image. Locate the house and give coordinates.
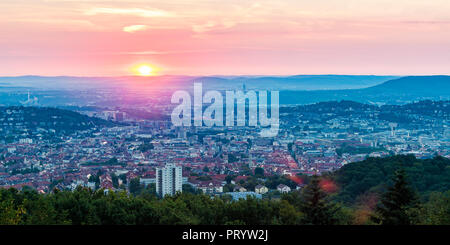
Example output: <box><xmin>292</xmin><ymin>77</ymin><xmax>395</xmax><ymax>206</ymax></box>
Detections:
<box><xmin>255</xmin><ymin>184</ymin><xmax>268</xmax><ymax>194</ymax></box>
<box><xmin>277</xmin><ymin>184</ymin><xmax>291</xmax><ymax>193</ymax></box>
<box><xmin>197</xmin><ymin>181</ymin><xmax>224</xmax><ymax>194</ymax></box>
<box><xmin>233</xmin><ymin>185</ymin><xmax>247</xmax><ymax>192</ymax></box>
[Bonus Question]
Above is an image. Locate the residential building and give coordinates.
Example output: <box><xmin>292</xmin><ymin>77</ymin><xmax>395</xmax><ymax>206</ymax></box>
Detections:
<box><xmin>156</xmin><ymin>163</ymin><xmax>182</xmax><ymax>197</ymax></box>
<box><xmin>277</xmin><ymin>184</ymin><xmax>291</xmax><ymax>193</ymax></box>
<box><xmin>255</xmin><ymin>184</ymin><xmax>268</xmax><ymax>194</ymax></box>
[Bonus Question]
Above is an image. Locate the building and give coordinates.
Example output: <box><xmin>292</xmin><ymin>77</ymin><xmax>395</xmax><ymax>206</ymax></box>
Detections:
<box><xmin>156</xmin><ymin>163</ymin><xmax>182</xmax><ymax>197</ymax></box>
<box><xmin>255</xmin><ymin>185</ymin><xmax>268</xmax><ymax>194</ymax></box>
<box><xmin>277</xmin><ymin>184</ymin><xmax>291</xmax><ymax>193</ymax></box>
<box><xmin>227</xmin><ymin>192</ymin><xmax>262</xmax><ymax>201</ymax></box>
<box><xmin>197</xmin><ymin>181</ymin><xmax>224</xmax><ymax>194</ymax></box>
<box><xmin>233</xmin><ymin>185</ymin><xmax>247</xmax><ymax>192</ymax></box>
<box><xmin>140</xmin><ymin>178</ymin><xmax>156</xmax><ymax>187</ymax></box>
<box><xmin>19</xmin><ymin>138</ymin><xmax>33</xmax><ymax>144</ymax></box>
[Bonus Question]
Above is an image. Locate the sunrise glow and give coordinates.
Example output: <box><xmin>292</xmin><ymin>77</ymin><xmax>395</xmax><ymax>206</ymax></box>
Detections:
<box><xmin>132</xmin><ymin>64</ymin><xmax>158</xmax><ymax>76</ymax></box>
<box><xmin>1</xmin><ymin>0</ymin><xmax>450</xmax><ymax>76</ymax></box>
<box><xmin>137</xmin><ymin>65</ymin><xmax>154</xmax><ymax>76</ymax></box>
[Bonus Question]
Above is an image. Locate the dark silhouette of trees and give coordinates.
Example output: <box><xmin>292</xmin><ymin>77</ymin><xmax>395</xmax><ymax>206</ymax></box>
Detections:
<box><xmin>2</xmin><ymin>156</ymin><xmax>450</xmax><ymax>225</ymax></box>
<box><xmin>372</xmin><ymin>169</ymin><xmax>419</xmax><ymax>225</ymax></box>
<box><xmin>254</xmin><ymin>167</ymin><xmax>264</xmax><ymax>177</ymax></box>
<box><xmin>128</xmin><ymin>178</ymin><xmax>142</xmax><ymax>196</ymax></box>
<box><xmin>299</xmin><ymin>175</ymin><xmax>340</xmax><ymax>225</ymax></box>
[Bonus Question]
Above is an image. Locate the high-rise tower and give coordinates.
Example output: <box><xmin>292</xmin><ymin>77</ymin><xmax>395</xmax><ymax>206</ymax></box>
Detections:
<box><xmin>156</xmin><ymin>163</ymin><xmax>182</xmax><ymax>197</ymax></box>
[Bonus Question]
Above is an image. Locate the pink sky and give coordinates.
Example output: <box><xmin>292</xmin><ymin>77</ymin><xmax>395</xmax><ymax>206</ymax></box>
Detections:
<box><xmin>1</xmin><ymin>0</ymin><xmax>450</xmax><ymax>76</ymax></box>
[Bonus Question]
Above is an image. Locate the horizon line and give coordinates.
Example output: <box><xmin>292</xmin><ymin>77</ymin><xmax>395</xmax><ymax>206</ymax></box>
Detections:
<box><xmin>3</xmin><ymin>74</ymin><xmax>450</xmax><ymax>79</ymax></box>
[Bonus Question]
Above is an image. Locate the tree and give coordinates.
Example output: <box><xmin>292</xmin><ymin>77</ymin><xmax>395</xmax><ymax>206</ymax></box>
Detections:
<box><xmin>418</xmin><ymin>191</ymin><xmax>450</xmax><ymax>225</ymax></box>
<box><xmin>247</xmin><ymin>138</ymin><xmax>252</xmax><ymax>149</ymax></box>
<box><xmin>299</xmin><ymin>175</ymin><xmax>339</xmax><ymax>225</ymax></box>
<box><xmin>228</xmin><ymin>154</ymin><xmax>238</xmax><ymax>163</ymax></box>
<box><xmin>333</xmin><ymin>155</ymin><xmax>450</xmax><ymax>204</ymax></box>
<box><xmin>287</xmin><ymin>142</ymin><xmax>293</xmax><ymax>152</ymax></box>
<box><xmin>0</xmin><ymin>200</ymin><xmax>25</xmax><ymax>225</ymax></box>
<box><xmin>138</xmin><ymin>143</ymin><xmax>154</xmax><ymax>152</ymax></box>
<box><xmin>111</xmin><ymin>173</ymin><xmax>119</xmax><ymax>189</ymax></box>
<box><xmin>141</xmin><ymin>183</ymin><xmax>158</xmax><ymax>198</ymax></box>
<box><xmin>279</xmin><ymin>200</ymin><xmax>304</xmax><ymax>225</ymax></box>
<box><xmin>119</xmin><ymin>174</ymin><xmax>127</xmax><ymax>185</ymax></box>
<box><xmin>182</xmin><ymin>184</ymin><xmax>201</xmax><ymax>194</ymax></box>
<box><xmin>254</xmin><ymin>167</ymin><xmax>264</xmax><ymax>177</ymax></box>
<box><xmin>225</xmin><ymin>175</ymin><xmax>235</xmax><ymax>184</ymax></box>
<box><xmin>129</xmin><ymin>178</ymin><xmax>142</xmax><ymax>196</ymax></box>
<box><xmin>372</xmin><ymin>169</ymin><xmax>419</xmax><ymax>225</ymax></box>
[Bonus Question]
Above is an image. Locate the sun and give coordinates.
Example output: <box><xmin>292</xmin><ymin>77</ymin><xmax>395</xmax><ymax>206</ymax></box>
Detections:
<box><xmin>137</xmin><ymin>65</ymin><xmax>153</xmax><ymax>76</ymax></box>
<box><xmin>131</xmin><ymin>63</ymin><xmax>160</xmax><ymax>76</ymax></box>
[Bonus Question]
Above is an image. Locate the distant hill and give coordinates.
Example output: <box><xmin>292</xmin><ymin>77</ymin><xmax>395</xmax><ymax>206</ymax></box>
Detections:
<box><xmin>280</xmin><ymin>100</ymin><xmax>450</xmax><ymax>126</ymax></box>
<box><xmin>280</xmin><ymin>76</ymin><xmax>450</xmax><ymax>105</ymax></box>
<box><xmin>0</xmin><ymin>74</ymin><xmax>396</xmax><ymax>91</ymax></box>
<box><xmin>1</xmin><ymin>75</ymin><xmax>449</xmax><ymax>106</ymax></box>
<box><xmin>192</xmin><ymin>75</ymin><xmax>396</xmax><ymax>91</ymax></box>
<box><xmin>365</xmin><ymin>76</ymin><xmax>450</xmax><ymax>95</ymax></box>
<box><xmin>0</xmin><ymin>74</ymin><xmax>397</xmax><ymax>106</ymax></box>
<box><xmin>0</xmin><ymin>106</ymin><xmax>119</xmax><ymax>138</ymax></box>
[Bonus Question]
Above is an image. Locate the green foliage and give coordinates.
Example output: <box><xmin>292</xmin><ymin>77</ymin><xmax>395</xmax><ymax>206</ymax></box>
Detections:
<box><xmin>139</xmin><ymin>184</ymin><xmax>158</xmax><ymax>199</ymax></box>
<box><xmin>227</xmin><ymin>154</ymin><xmax>238</xmax><ymax>163</ymax></box>
<box><xmin>238</xmin><ymin>176</ymin><xmax>264</xmax><ymax>191</ymax></box>
<box><xmin>0</xmin><ymin>106</ymin><xmax>118</xmax><ymax>137</ymax></box>
<box><xmin>334</xmin><ymin>155</ymin><xmax>450</xmax><ymax>204</ymax></box>
<box><xmin>278</xmin><ymin>200</ymin><xmax>304</xmax><ymax>225</ymax></box>
<box><xmin>182</xmin><ymin>184</ymin><xmax>202</xmax><ymax>195</ymax></box>
<box><xmin>298</xmin><ymin>175</ymin><xmax>340</xmax><ymax>225</ymax></box>
<box><xmin>287</xmin><ymin>143</ymin><xmax>293</xmax><ymax>152</ymax></box>
<box><xmin>223</xmin><ymin>183</ymin><xmax>235</xmax><ymax>193</ymax></box>
<box><xmin>225</xmin><ymin>175</ymin><xmax>235</xmax><ymax>184</ymax></box>
<box><xmin>1</xmin><ymin>155</ymin><xmax>449</xmax><ymax>225</ymax></box>
<box><xmin>336</xmin><ymin>144</ymin><xmax>385</xmax><ymax>157</ymax></box>
<box><xmin>371</xmin><ymin>169</ymin><xmax>419</xmax><ymax>225</ymax></box>
<box><xmin>254</xmin><ymin>167</ymin><xmax>264</xmax><ymax>177</ymax></box>
<box><xmin>119</xmin><ymin>174</ymin><xmax>127</xmax><ymax>185</ymax></box>
<box><xmin>111</xmin><ymin>173</ymin><xmax>119</xmax><ymax>189</ymax></box>
<box><xmin>196</xmin><ymin>176</ymin><xmax>212</xmax><ymax>181</ymax></box>
<box><xmin>0</xmin><ymin>184</ymin><xmax>343</xmax><ymax>225</ymax></box>
<box><xmin>138</xmin><ymin>143</ymin><xmax>154</xmax><ymax>152</ymax></box>
<box><xmin>418</xmin><ymin>191</ymin><xmax>450</xmax><ymax>225</ymax></box>
<box><xmin>0</xmin><ymin>200</ymin><xmax>25</xmax><ymax>225</ymax></box>
<box><xmin>128</xmin><ymin>178</ymin><xmax>142</xmax><ymax>196</ymax></box>
<box><xmin>265</xmin><ymin>175</ymin><xmax>298</xmax><ymax>190</ymax></box>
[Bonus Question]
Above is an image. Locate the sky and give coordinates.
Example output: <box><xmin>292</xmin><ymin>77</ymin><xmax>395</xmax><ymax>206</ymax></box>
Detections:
<box><xmin>1</xmin><ymin>0</ymin><xmax>450</xmax><ymax>76</ymax></box>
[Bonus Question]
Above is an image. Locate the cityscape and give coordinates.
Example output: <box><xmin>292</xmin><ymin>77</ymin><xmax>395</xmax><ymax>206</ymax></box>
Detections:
<box><xmin>1</xmin><ymin>83</ymin><xmax>449</xmax><ymax>200</ymax></box>
<box><xmin>1</xmin><ymin>0</ymin><xmax>450</xmax><ymax>238</ymax></box>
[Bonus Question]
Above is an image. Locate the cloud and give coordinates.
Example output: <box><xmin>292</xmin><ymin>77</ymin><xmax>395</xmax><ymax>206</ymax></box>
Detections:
<box><xmin>85</xmin><ymin>8</ymin><xmax>172</xmax><ymax>18</ymax></box>
<box><xmin>121</xmin><ymin>51</ymin><xmax>165</xmax><ymax>55</ymax></box>
<box><xmin>192</xmin><ymin>20</ymin><xmax>236</xmax><ymax>33</ymax></box>
<box><xmin>114</xmin><ymin>49</ymin><xmax>223</xmax><ymax>56</ymax></box>
<box><xmin>192</xmin><ymin>21</ymin><xmax>216</xmax><ymax>33</ymax></box>
<box><xmin>123</xmin><ymin>24</ymin><xmax>148</xmax><ymax>33</ymax></box>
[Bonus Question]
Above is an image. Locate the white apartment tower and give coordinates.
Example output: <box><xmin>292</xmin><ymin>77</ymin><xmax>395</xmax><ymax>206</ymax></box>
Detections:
<box><xmin>156</xmin><ymin>163</ymin><xmax>182</xmax><ymax>197</ymax></box>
